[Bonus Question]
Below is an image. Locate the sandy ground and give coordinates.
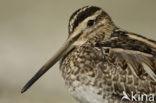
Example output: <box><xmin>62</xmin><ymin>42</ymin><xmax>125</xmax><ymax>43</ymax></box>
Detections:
<box><xmin>0</xmin><ymin>0</ymin><xmax>156</xmax><ymax>103</ymax></box>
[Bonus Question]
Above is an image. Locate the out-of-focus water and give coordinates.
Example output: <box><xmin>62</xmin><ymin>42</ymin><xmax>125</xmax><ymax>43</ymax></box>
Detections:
<box><xmin>0</xmin><ymin>0</ymin><xmax>156</xmax><ymax>103</ymax></box>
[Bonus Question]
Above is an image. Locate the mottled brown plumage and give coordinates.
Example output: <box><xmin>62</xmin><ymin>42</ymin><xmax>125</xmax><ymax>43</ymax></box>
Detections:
<box><xmin>21</xmin><ymin>6</ymin><xmax>156</xmax><ymax>103</ymax></box>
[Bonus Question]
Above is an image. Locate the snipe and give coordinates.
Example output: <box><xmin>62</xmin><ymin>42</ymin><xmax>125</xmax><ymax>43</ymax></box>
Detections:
<box><xmin>21</xmin><ymin>6</ymin><xmax>156</xmax><ymax>103</ymax></box>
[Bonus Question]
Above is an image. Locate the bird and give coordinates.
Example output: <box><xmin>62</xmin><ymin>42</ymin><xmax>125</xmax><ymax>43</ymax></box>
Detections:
<box><xmin>21</xmin><ymin>6</ymin><xmax>156</xmax><ymax>103</ymax></box>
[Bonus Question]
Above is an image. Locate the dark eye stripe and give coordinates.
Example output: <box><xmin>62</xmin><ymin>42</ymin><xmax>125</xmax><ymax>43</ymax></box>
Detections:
<box><xmin>69</xmin><ymin>6</ymin><xmax>101</xmax><ymax>34</ymax></box>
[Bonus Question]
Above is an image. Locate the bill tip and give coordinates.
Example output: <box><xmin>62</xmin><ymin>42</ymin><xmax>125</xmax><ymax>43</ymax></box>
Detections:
<box><xmin>21</xmin><ymin>87</ymin><xmax>26</xmax><ymax>93</ymax></box>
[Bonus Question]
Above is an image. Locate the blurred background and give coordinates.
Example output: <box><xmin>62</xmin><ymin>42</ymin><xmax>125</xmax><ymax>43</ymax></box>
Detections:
<box><xmin>0</xmin><ymin>0</ymin><xmax>156</xmax><ymax>103</ymax></box>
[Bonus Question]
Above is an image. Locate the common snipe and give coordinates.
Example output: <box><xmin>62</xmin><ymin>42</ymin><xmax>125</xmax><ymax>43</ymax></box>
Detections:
<box><xmin>21</xmin><ymin>6</ymin><xmax>156</xmax><ymax>103</ymax></box>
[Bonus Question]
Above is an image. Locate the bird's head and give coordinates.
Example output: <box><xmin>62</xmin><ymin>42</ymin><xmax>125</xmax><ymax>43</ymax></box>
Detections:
<box><xmin>68</xmin><ymin>6</ymin><xmax>115</xmax><ymax>47</ymax></box>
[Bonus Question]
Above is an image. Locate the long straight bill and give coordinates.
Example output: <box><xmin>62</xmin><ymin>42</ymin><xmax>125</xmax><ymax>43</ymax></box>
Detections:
<box><xmin>21</xmin><ymin>39</ymin><xmax>74</xmax><ymax>93</ymax></box>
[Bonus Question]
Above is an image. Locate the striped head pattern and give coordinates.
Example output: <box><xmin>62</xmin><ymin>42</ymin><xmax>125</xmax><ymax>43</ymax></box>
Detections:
<box><xmin>67</xmin><ymin>6</ymin><xmax>115</xmax><ymax>46</ymax></box>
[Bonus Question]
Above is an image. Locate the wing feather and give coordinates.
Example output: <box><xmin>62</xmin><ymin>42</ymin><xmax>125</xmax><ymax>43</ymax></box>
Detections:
<box><xmin>109</xmin><ymin>48</ymin><xmax>156</xmax><ymax>81</ymax></box>
<box><xmin>96</xmin><ymin>31</ymin><xmax>156</xmax><ymax>81</ymax></box>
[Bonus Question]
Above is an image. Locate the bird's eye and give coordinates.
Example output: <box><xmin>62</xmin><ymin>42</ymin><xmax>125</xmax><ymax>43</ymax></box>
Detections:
<box><xmin>87</xmin><ymin>20</ymin><xmax>94</xmax><ymax>26</ymax></box>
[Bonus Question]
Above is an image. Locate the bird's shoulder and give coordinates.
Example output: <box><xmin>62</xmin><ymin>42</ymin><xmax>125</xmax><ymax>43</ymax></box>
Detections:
<box><xmin>95</xmin><ymin>29</ymin><xmax>156</xmax><ymax>81</ymax></box>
